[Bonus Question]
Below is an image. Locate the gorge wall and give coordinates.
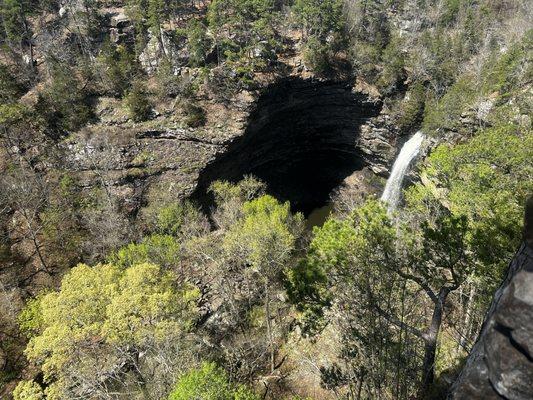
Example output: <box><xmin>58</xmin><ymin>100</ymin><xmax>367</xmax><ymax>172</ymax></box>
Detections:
<box><xmin>66</xmin><ymin>77</ymin><xmax>395</xmax><ymax>217</ymax></box>
<box><xmin>194</xmin><ymin>78</ymin><xmax>383</xmax><ymax>214</ymax></box>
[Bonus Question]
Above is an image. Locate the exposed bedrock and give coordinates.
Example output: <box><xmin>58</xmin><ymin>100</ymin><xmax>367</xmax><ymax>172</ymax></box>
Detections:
<box><xmin>194</xmin><ymin>77</ymin><xmax>383</xmax><ymax>214</ymax></box>
<box><xmin>449</xmin><ymin>198</ymin><xmax>533</xmax><ymax>400</ymax></box>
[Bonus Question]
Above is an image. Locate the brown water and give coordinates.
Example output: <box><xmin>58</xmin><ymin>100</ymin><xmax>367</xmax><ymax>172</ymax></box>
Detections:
<box><xmin>305</xmin><ymin>203</ymin><xmax>334</xmax><ymax>230</ymax></box>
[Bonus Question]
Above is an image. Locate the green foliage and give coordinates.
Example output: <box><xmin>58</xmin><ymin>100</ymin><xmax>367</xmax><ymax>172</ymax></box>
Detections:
<box><xmin>125</xmin><ymin>79</ymin><xmax>153</xmax><ymax>122</ymax></box>
<box><xmin>36</xmin><ymin>64</ymin><xmax>93</xmax><ymax>132</ymax></box>
<box><xmin>0</xmin><ymin>102</ymin><xmax>31</xmax><ymax>126</ymax></box>
<box><xmin>208</xmin><ymin>0</ymin><xmax>276</xmax><ymax>64</ymax></box>
<box><xmin>1</xmin><ymin>0</ymin><xmax>26</xmax><ymax>43</ymax></box>
<box><xmin>396</xmin><ymin>81</ymin><xmax>426</xmax><ymax>132</ymax></box>
<box><xmin>147</xmin><ymin>0</ymin><xmax>165</xmax><ymax>32</ymax></box>
<box><xmin>302</xmin><ymin>36</ymin><xmax>331</xmax><ymax>74</ymax></box>
<box><xmin>422</xmin><ymin>77</ymin><xmax>476</xmax><ymax>135</ymax></box>
<box><xmin>293</xmin><ymin>0</ymin><xmax>344</xmax><ymax>39</ymax></box>
<box><xmin>407</xmin><ymin>123</ymin><xmax>533</xmax><ymax>284</ymax></box>
<box><xmin>224</xmin><ymin>195</ymin><xmax>302</xmax><ymax>276</ymax></box>
<box><xmin>439</xmin><ymin>0</ymin><xmax>461</xmax><ymax>26</ymax></box>
<box><xmin>18</xmin><ymin>296</ymin><xmax>44</xmax><ymax>339</ymax></box>
<box><xmin>110</xmin><ymin>234</ymin><xmax>181</xmax><ymax>269</ymax></box>
<box><xmin>294</xmin><ymin>0</ymin><xmax>345</xmax><ymax>74</ymax></box>
<box><xmin>187</xmin><ymin>19</ymin><xmax>211</xmax><ymax>67</ymax></box>
<box><xmin>378</xmin><ymin>35</ymin><xmax>405</xmax><ymax>90</ymax></box>
<box><xmin>480</xmin><ymin>30</ymin><xmax>533</xmax><ymax>97</ymax></box>
<box><xmin>12</xmin><ymin>380</ymin><xmax>45</xmax><ymax>400</ymax></box>
<box><xmin>285</xmin><ymin>257</ymin><xmax>331</xmax><ymax>334</ymax></box>
<box><xmin>421</xmin><ymin>30</ymin><xmax>532</xmax><ymax>137</ymax></box>
<box><xmin>97</xmin><ymin>42</ymin><xmax>138</xmax><ymax>96</ymax></box>
<box><xmin>24</xmin><ymin>262</ymin><xmax>199</xmax><ymax>398</ymax></box>
<box><xmin>168</xmin><ymin>362</ymin><xmax>259</xmax><ymax>400</ymax></box>
<box><xmin>211</xmin><ymin>177</ymin><xmax>266</xmax><ymax>208</ymax></box>
<box><xmin>0</xmin><ymin>64</ymin><xmax>23</xmax><ymax>102</ymax></box>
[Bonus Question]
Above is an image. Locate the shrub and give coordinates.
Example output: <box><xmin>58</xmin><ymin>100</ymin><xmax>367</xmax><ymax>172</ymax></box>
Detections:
<box><xmin>12</xmin><ymin>380</ymin><xmax>44</xmax><ymax>400</ymax></box>
<box><xmin>183</xmin><ymin>102</ymin><xmax>207</xmax><ymax>127</ymax></box>
<box><xmin>378</xmin><ymin>35</ymin><xmax>405</xmax><ymax>91</ymax></box>
<box><xmin>396</xmin><ymin>81</ymin><xmax>426</xmax><ymax>132</ymax></box>
<box><xmin>124</xmin><ymin>79</ymin><xmax>153</xmax><ymax>122</ymax></box>
<box><xmin>36</xmin><ymin>64</ymin><xmax>93</xmax><ymax>133</ymax></box>
<box><xmin>168</xmin><ymin>362</ymin><xmax>259</xmax><ymax>400</ymax></box>
<box><xmin>97</xmin><ymin>41</ymin><xmax>138</xmax><ymax>97</ymax></box>
<box><xmin>302</xmin><ymin>36</ymin><xmax>331</xmax><ymax>74</ymax></box>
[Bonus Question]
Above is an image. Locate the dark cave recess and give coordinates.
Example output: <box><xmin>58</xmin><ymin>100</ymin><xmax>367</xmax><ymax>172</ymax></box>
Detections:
<box><xmin>194</xmin><ymin>77</ymin><xmax>382</xmax><ymax>215</ymax></box>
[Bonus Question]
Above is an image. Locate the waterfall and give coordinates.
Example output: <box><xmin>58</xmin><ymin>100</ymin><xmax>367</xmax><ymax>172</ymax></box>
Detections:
<box><xmin>381</xmin><ymin>131</ymin><xmax>425</xmax><ymax>211</ymax></box>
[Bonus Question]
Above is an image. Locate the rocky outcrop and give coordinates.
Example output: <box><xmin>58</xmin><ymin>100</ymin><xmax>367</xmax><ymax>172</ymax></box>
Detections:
<box><xmin>449</xmin><ymin>198</ymin><xmax>533</xmax><ymax>400</ymax></box>
<box><xmin>109</xmin><ymin>13</ymin><xmax>133</xmax><ymax>45</ymax></box>
<box><xmin>139</xmin><ymin>30</ymin><xmax>189</xmax><ymax>74</ymax></box>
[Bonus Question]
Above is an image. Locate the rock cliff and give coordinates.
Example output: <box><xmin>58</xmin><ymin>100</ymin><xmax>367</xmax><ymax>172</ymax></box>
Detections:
<box><xmin>65</xmin><ymin>76</ymin><xmax>398</xmax><ymax>217</ymax></box>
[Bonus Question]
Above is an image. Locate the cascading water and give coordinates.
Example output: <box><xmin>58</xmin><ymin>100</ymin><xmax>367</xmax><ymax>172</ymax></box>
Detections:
<box><xmin>381</xmin><ymin>131</ymin><xmax>425</xmax><ymax>212</ymax></box>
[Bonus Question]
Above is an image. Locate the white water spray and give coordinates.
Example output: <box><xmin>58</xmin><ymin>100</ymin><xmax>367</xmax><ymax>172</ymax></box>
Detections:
<box><xmin>381</xmin><ymin>131</ymin><xmax>425</xmax><ymax>212</ymax></box>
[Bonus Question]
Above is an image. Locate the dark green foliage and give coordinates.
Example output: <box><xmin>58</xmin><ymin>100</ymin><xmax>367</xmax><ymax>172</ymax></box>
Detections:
<box><xmin>36</xmin><ymin>63</ymin><xmax>93</xmax><ymax>133</ymax></box>
<box><xmin>422</xmin><ymin>77</ymin><xmax>476</xmax><ymax>135</ymax></box>
<box><xmin>285</xmin><ymin>257</ymin><xmax>331</xmax><ymax>335</ymax></box>
<box><xmin>378</xmin><ymin>35</ymin><xmax>405</xmax><ymax>90</ymax></box>
<box><xmin>183</xmin><ymin>102</ymin><xmax>207</xmax><ymax>127</ymax></box>
<box><xmin>439</xmin><ymin>0</ymin><xmax>461</xmax><ymax>26</ymax></box>
<box><xmin>187</xmin><ymin>19</ymin><xmax>211</xmax><ymax>67</ymax></box>
<box><xmin>125</xmin><ymin>79</ymin><xmax>153</xmax><ymax>122</ymax></box>
<box><xmin>208</xmin><ymin>0</ymin><xmax>277</xmax><ymax>64</ymax></box>
<box><xmin>293</xmin><ymin>0</ymin><xmax>346</xmax><ymax>74</ymax></box>
<box><xmin>0</xmin><ymin>65</ymin><xmax>24</xmax><ymax>102</ymax></box>
<box><xmin>302</xmin><ymin>36</ymin><xmax>331</xmax><ymax>74</ymax></box>
<box><xmin>1</xmin><ymin>0</ymin><xmax>26</xmax><ymax>44</ymax></box>
<box><xmin>396</xmin><ymin>81</ymin><xmax>426</xmax><ymax>132</ymax></box>
<box><xmin>97</xmin><ymin>41</ymin><xmax>138</xmax><ymax>97</ymax></box>
<box><xmin>293</xmin><ymin>0</ymin><xmax>344</xmax><ymax>39</ymax></box>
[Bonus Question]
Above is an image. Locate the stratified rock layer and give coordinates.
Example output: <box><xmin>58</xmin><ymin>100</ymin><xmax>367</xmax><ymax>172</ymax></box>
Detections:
<box><xmin>449</xmin><ymin>200</ymin><xmax>533</xmax><ymax>400</ymax></box>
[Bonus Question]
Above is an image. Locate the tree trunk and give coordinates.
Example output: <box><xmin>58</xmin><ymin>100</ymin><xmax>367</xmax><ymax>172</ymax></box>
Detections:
<box><xmin>264</xmin><ymin>281</ymin><xmax>275</xmax><ymax>373</ymax></box>
<box><xmin>459</xmin><ymin>282</ymin><xmax>475</xmax><ymax>352</ymax></box>
<box><xmin>420</xmin><ymin>287</ymin><xmax>450</xmax><ymax>394</ymax></box>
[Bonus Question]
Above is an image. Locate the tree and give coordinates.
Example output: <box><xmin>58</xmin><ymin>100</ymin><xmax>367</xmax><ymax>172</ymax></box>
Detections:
<box><xmin>406</xmin><ymin>123</ymin><xmax>533</xmax><ymax>296</ymax></box>
<box><xmin>12</xmin><ymin>380</ymin><xmax>44</xmax><ymax>400</ymax></box>
<box><xmin>36</xmin><ymin>63</ymin><xmax>93</xmax><ymax>133</ymax></box>
<box><xmin>293</xmin><ymin>0</ymin><xmax>344</xmax><ymax>39</ymax></box>
<box><xmin>301</xmin><ymin>199</ymin><xmax>473</xmax><ymax>397</ymax></box>
<box><xmin>168</xmin><ymin>362</ymin><xmax>259</xmax><ymax>400</ymax></box>
<box><xmin>223</xmin><ymin>195</ymin><xmax>303</xmax><ymax>373</ymax></box>
<box><xmin>207</xmin><ymin>0</ymin><xmax>276</xmax><ymax>64</ymax></box>
<box><xmin>187</xmin><ymin>18</ymin><xmax>211</xmax><ymax>67</ymax></box>
<box><xmin>97</xmin><ymin>42</ymin><xmax>138</xmax><ymax>97</ymax></box>
<box><xmin>125</xmin><ymin>79</ymin><xmax>153</xmax><ymax>122</ymax></box>
<box><xmin>1</xmin><ymin>0</ymin><xmax>34</xmax><ymax>70</ymax></box>
<box><xmin>23</xmin><ymin>262</ymin><xmax>200</xmax><ymax>399</ymax></box>
<box><xmin>293</xmin><ymin>0</ymin><xmax>346</xmax><ymax>74</ymax></box>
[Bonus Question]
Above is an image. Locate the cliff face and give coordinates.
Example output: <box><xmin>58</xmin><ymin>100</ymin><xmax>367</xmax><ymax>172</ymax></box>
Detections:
<box><xmin>449</xmin><ymin>200</ymin><xmax>533</xmax><ymax>400</ymax></box>
<box><xmin>65</xmin><ymin>76</ymin><xmax>396</xmax><ymax>217</ymax></box>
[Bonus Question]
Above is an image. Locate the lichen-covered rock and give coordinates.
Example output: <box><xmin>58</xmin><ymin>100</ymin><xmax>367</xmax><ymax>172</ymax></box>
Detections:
<box><xmin>139</xmin><ymin>30</ymin><xmax>188</xmax><ymax>74</ymax></box>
